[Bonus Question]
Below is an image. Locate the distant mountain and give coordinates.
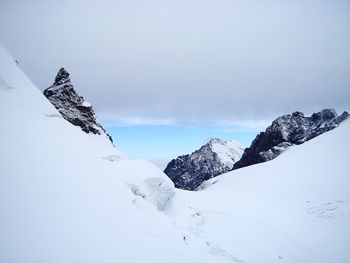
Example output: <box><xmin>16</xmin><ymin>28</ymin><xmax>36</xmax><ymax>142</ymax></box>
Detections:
<box><xmin>43</xmin><ymin>68</ymin><xmax>113</xmax><ymax>144</ymax></box>
<box><xmin>2</xmin><ymin>44</ymin><xmax>350</xmax><ymax>263</ymax></box>
<box><xmin>233</xmin><ymin>109</ymin><xmax>349</xmax><ymax>170</ymax></box>
<box><xmin>164</xmin><ymin>138</ymin><xmax>244</xmax><ymax>190</ymax></box>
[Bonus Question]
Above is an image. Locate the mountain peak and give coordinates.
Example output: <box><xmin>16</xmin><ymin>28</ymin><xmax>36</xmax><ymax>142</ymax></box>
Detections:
<box><xmin>54</xmin><ymin>67</ymin><xmax>71</xmax><ymax>85</ymax></box>
<box><xmin>43</xmin><ymin>68</ymin><xmax>114</xmax><ymax>144</ymax></box>
<box><xmin>207</xmin><ymin>138</ymin><xmax>225</xmax><ymax>145</ymax></box>
<box><xmin>234</xmin><ymin>109</ymin><xmax>349</xmax><ymax>170</ymax></box>
<box><xmin>164</xmin><ymin>138</ymin><xmax>244</xmax><ymax>190</ymax></box>
<box><xmin>291</xmin><ymin>111</ymin><xmax>304</xmax><ymax>118</ymax></box>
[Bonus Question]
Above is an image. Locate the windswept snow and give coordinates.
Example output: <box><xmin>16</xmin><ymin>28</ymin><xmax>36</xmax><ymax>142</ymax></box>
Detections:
<box><xmin>1</xmin><ymin>44</ymin><xmax>349</xmax><ymax>263</ymax></box>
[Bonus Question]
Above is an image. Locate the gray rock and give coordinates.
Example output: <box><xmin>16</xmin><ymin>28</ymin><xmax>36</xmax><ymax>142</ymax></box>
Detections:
<box><xmin>233</xmin><ymin>109</ymin><xmax>349</xmax><ymax>170</ymax></box>
<box><xmin>164</xmin><ymin>138</ymin><xmax>244</xmax><ymax>190</ymax></box>
<box><xmin>43</xmin><ymin>68</ymin><xmax>114</xmax><ymax>144</ymax></box>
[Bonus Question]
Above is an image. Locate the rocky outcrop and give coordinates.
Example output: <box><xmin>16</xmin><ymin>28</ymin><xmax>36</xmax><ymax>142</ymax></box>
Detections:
<box><xmin>164</xmin><ymin>138</ymin><xmax>244</xmax><ymax>190</ymax></box>
<box><xmin>233</xmin><ymin>109</ymin><xmax>349</xmax><ymax>170</ymax></box>
<box><xmin>43</xmin><ymin>68</ymin><xmax>113</xmax><ymax>144</ymax></box>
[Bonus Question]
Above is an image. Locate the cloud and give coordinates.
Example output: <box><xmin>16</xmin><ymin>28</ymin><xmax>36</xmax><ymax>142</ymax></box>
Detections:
<box><xmin>0</xmin><ymin>0</ymin><xmax>349</xmax><ymax>124</ymax></box>
<box><xmin>211</xmin><ymin>120</ymin><xmax>272</xmax><ymax>132</ymax></box>
<box><xmin>101</xmin><ymin>116</ymin><xmax>179</xmax><ymax>127</ymax></box>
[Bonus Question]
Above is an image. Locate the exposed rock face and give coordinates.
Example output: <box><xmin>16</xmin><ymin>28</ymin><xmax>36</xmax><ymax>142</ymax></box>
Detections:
<box><xmin>233</xmin><ymin>109</ymin><xmax>349</xmax><ymax>170</ymax></box>
<box><xmin>164</xmin><ymin>138</ymin><xmax>244</xmax><ymax>190</ymax></box>
<box><xmin>43</xmin><ymin>68</ymin><xmax>113</xmax><ymax>144</ymax></box>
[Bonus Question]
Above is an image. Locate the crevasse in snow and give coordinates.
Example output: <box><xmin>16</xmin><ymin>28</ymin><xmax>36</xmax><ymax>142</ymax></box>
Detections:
<box><xmin>1</xmin><ymin>44</ymin><xmax>349</xmax><ymax>263</ymax></box>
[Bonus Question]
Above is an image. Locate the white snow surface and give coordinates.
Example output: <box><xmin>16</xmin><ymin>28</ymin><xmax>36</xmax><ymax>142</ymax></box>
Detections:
<box><xmin>82</xmin><ymin>101</ymin><xmax>92</xmax><ymax>107</ymax></box>
<box><xmin>1</xmin><ymin>45</ymin><xmax>350</xmax><ymax>263</ymax></box>
<box><xmin>210</xmin><ymin>139</ymin><xmax>244</xmax><ymax>169</ymax></box>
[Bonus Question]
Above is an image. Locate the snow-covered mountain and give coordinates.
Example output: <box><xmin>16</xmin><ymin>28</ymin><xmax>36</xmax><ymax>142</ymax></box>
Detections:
<box><xmin>184</xmin><ymin>119</ymin><xmax>350</xmax><ymax>263</ymax></box>
<box><xmin>164</xmin><ymin>138</ymin><xmax>244</xmax><ymax>190</ymax></box>
<box><xmin>43</xmin><ymin>68</ymin><xmax>114</xmax><ymax>144</ymax></box>
<box><xmin>234</xmin><ymin>109</ymin><xmax>349</xmax><ymax>170</ymax></box>
<box><xmin>165</xmin><ymin>110</ymin><xmax>348</xmax><ymax>191</ymax></box>
<box><xmin>1</xmin><ymin>44</ymin><xmax>350</xmax><ymax>263</ymax></box>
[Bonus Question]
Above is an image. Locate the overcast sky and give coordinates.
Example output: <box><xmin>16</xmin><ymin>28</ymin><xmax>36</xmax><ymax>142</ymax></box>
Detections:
<box><xmin>0</xmin><ymin>0</ymin><xmax>349</xmax><ymax>164</ymax></box>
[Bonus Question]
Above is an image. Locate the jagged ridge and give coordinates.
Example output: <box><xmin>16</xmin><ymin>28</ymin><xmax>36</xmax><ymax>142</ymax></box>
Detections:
<box><xmin>233</xmin><ymin>109</ymin><xmax>349</xmax><ymax>170</ymax></box>
<box><xmin>43</xmin><ymin>68</ymin><xmax>113</xmax><ymax>144</ymax></box>
<box><xmin>164</xmin><ymin>138</ymin><xmax>244</xmax><ymax>190</ymax></box>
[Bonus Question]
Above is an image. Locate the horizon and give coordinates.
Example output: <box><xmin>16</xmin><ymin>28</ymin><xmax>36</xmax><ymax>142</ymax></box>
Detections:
<box><xmin>1</xmin><ymin>0</ymin><xmax>349</xmax><ymax>166</ymax></box>
<box><xmin>1</xmin><ymin>2</ymin><xmax>350</xmax><ymax>262</ymax></box>
<box><xmin>102</xmin><ymin>120</ymin><xmax>262</xmax><ymax>169</ymax></box>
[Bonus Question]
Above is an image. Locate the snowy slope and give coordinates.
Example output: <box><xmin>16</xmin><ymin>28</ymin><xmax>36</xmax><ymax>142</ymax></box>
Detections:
<box><xmin>1</xmin><ymin>44</ymin><xmax>349</xmax><ymax>263</ymax></box>
<box><xmin>179</xmin><ymin>120</ymin><xmax>350</xmax><ymax>262</ymax></box>
<box><xmin>0</xmin><ymin>45</ymin><xmax>227</xmax><ymax>263</ymax></box>
<box><xmin>211</xmin><ymin>139</ymin><xmax>244</xmax><ymax>169</ymax></box>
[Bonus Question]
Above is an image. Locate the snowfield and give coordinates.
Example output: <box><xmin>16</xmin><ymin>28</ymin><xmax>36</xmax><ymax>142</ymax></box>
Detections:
<box><xmin>210</xmin><ymin>139</ymin><xmax>244</xmax><ymax>169</ymax></box>
<box><xmin>1</xmin><ymin>44</ymin><xmax>349</xmax><ymax>263</ymax></box>
<box><xmin>184</xmin><ymin>119</ymin><xmax>350</xmax><ymax>262</ymax></box>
